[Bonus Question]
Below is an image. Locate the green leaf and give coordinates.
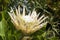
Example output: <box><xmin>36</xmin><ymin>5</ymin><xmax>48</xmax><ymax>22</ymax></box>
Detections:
<box><xmin>0</xmin><ymin>18</ymin><xmax>7</xmax><ymax>37</ymax></box>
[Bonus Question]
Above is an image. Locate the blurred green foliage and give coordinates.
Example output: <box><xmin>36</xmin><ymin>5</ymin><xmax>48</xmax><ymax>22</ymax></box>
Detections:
<box><xmin>0</xmin><ymin>0</ymin><xmax>60</xmax><ymax>40</ymax></box>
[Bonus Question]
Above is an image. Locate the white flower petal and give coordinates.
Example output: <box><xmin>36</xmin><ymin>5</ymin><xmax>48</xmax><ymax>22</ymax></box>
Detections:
<box><xmin>39</xmin><ymin>16</ymin><xmax>48</xmax><ymax>24</ymax></box>
<box><xmin>16</xmin><ymin>8</ymin><xmax>19</xmax><ymax>16</ymax></box>
<box><xmin>32</xmin><ymin>25</ymin><xmax>40</xmax><ymax>32</ymax></box>
<box><xmin>18</xmin><ymin>5</ymin><xmax>20</xmax><ymax>15</ymax></box>
<box><xmin>38</xmin><ymin>14</ymin><xmax>45</xmax><ymax>21</ymax></box>
<box><xmin>40</xmin><ymin>21</ymin><xmax>48</xmax><ymax>27</ymax></box>
<box><xmin>31</xmin><ymin>9</ymin><xmax>37</xmax><ymax>18</ymax></box>
<box><xmin>23</xmin><ymin>6</ymin><xmax>25</xmax><ymax>16</ymax></box>
<box><xmin>36</xmin><ymin>13</ymin><xmax>40</xmax><ymax>19</ymax></box>
<box><xmin>28</xmin><ymin>11</ymin><xmax>31</xmax><ymax>16</ymax></box>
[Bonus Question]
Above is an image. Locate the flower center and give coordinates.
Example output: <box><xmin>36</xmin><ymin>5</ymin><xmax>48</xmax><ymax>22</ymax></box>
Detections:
<box><xmin>22</xmin><ymin>15</ymin><xmax>34</xmax><ymax>22</ymax></box>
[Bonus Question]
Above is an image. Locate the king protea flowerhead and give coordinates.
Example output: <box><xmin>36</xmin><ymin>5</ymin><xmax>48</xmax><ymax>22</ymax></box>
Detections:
<box><xmin>8</xmin><ymin>6</ymin><xmax>48</xmax><ymax>34</ymax></box>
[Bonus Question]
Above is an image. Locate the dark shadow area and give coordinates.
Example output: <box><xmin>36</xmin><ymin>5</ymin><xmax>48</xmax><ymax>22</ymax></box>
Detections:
<box><xmin>0</xmin><ymin>36</ymin><xmax>3</xmax><ymax>40</ymax></box>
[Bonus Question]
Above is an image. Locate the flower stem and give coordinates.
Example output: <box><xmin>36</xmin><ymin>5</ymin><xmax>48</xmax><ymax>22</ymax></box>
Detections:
<box><xmin>21</xmin><ymin>36</ymin><xmax>32</xmax><ymax>40</ymax></box>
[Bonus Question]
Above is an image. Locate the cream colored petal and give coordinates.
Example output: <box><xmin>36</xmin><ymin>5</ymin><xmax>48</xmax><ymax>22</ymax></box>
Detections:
<box><xmin>10</xmin><ymin>7</ymin><xmax>13</xmax><ymax>12</ymax></box>
<box><xmin>37</xmin><ymin>13</ymin><xmax>40</xmax><ymax>18</ymax></box>
<box><xmin>30</xmin><ymin>22</ymin><xmax>40</xmax><ymax>29</ymax></box>
<box><xmin>23</xmin><ymin>6</ymin><xmax>25</xmax><ymax>16</ymax></box>
<box><xmin>8</xmin><ymin>12</ymin><xmax>12</xmax><ymax>18</ymax></box>
<box><xmin>8</xmin><ymin>10</ymin><xmax>18</xmax><ymax>26</ymax></box>
<box><xmin>38</xmin><ymin>14</ymin><xmax>45</xmax><ymax>21</ymax></box>
<box><xmin>15</xmin><ymin>6</ymin><xmax>21</xmax><ymax>17</ymax></box>
<box><xmin>11</xmin><ymin>20</ymin><xmax>20</xmax><ymax>30</ymax></box>
<box><xmin>18</xmin><ymin>5</ymin><xmax>20</xmax><ymax>15</ymax></box>
<box><xmin>28</xmin><ymin>11</ymin><xmax>31</xmax><ymax>16</ymax></box>
<box><xmin>39</xmin><ymin>21</ymin><xmax>48</xmax><ymax>27</ymax></box>
<box><xmin>36</xmin><ymin>13</ymin><xmax>40</xmax><ymax>20</ymax></box>
<box><xmin>32</xmin><ymin>21</ymin><xmax>47</xmax><ymax>33</ymax></box>
<box><xmin>31</xmin><ymin>9</ymin><xmax>37</xmax><ymax>18</ymax></box>
<box><xmin>16</xmin><ymin>8</ymin><xmax>19</xmax><ymax>16</ymax></box>
<box><xmin>39</xmin><ymin>16</ymin><xmax>48</xmax><ymax>24</ymax></box>
<box><xmin>8</xmin><ymin>12</ymin><xmax>15</xmax><ymax>21</ymax></box>
<box><xmin>32</xmin><ymin>25</ymin><xmax>40</xmax><ymax>33</ymax></box>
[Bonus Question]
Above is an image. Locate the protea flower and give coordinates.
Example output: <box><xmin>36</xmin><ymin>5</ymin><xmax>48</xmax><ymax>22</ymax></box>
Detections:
<box><xmin>8</xmin><ymin>6</ymin><xmax>48</xmax><ymax>35</ymax></box>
